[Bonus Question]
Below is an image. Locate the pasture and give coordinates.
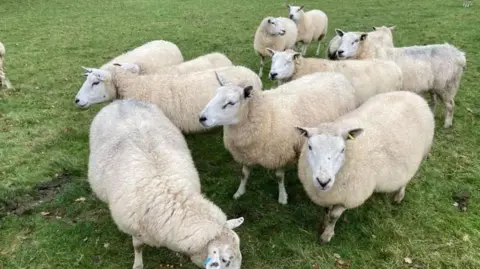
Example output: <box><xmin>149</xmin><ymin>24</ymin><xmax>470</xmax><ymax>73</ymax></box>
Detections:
<box><xmin>0</xmin><ymin>0</ymin><xmax>479</xmax><ymax>268</ymax></box>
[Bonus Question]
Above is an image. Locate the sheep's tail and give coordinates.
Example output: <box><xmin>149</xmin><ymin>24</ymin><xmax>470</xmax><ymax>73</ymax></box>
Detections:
<box><xmin>446</xmin><ymin>42</ymin><xmax>467</xmax><ymax>71</ymax></box>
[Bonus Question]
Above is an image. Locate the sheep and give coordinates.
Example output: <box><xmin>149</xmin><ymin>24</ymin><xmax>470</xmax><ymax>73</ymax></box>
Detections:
<box><xmin>295</xmin><ymin>91</ymin><xmax>435</xmax><ymax>243</ymax></box>
<box><xmin>198</xmin><ymin>72</ymin><xmax>356</xmax><ymax>205</ymax></box>
<box><xmin>75</xmin><ymin>65</ymin><xmax>262</xmax><ymax>133</ymax></box>
<box><xmin>327</xmin><ymin>26</ymin><xmax>395</xmax><ymax>60</ymax></box>
<box><xmin>253</xmin><ymin>16</ymin><xmax>298</xmax><ymax>77</ymax></box>
<box><xmin>464</xmin><ymin>0</ymin><xmax>472</xmax><ymax>7</ymax></box>
<box><xmin>112</xmin><ymin>52</ymin><xmax>233</xmax><ymax>77</ymax></box>
<box><xmin>0</xmin><ymin>41</ymin><xmax>13</xmax><ymax>89</ymax></box>
<box><xmin>267</xmin><ymin>48</ymin><xmax>403</xmax><ymax>106</ymax></box>
<box><xmin>287</xmin><ymin>4</ymin><xmax>328</xmax><ymax>56</ymax></box>
<box><xmin>88</xmin><ymin>99</ymin><xmax>245</xmax><ymax>269</ymax></box>
<box><xmin>335</xmin><ymin>31</ymin><xmax>466</xmax><ymax>128</ymax></box>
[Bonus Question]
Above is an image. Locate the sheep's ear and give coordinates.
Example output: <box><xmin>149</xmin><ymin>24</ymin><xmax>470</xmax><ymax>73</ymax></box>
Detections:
<box><xmin>215</xmin><ymin>71</ymin><xmax>228</xmax><ymax>86</ymax></box>
<box><xmin>293</xmin><ymin>52</ymin><xmax>301</xmax><ymax>60</ymax></box>
<box><xmin>226</xmin><ymin>217</ymin><xmax>244</xmax><ymax>229</ymax></box>
<box><xmin>360</xmin><ymin>33</ymin><xmax>368</xmax><ymax>41</ymax></box>
<box><xmin>388</xmin><ymin>25</ymin><xmax>396</xmax><ymax>31</ymax></box>
<box><xmin>341</xmin><ymin>128</ymin><xmax>364</xmax><ymax>140</ymax></box>
<box><xmin>335</xmin><ymin>29</ymin><xmax>345</xmax><ymax>37</ymax></box>
<box><xmin>267</xmin><ymin>18</ymin><xmax>272</xmax><ymax>24</ymax></box>
<box><xmin>243</xmin><ymin>86</ymin><xmax>253</xmax><ymax>99</ymax></box>
<box><xmin>295</xmin><ymin>127</ymin><xmax>315</xmax><ymax>138</ymax></box>
<box><xmin>299</xmin><ymin>5</ymin><xmax>304</xmax><ymax>10</ymax></box>
<box><xmin>286</xmin><ymin>4</ymin><xmax>291</xmax><ymax>8</ymax></box>
<box><xmin>81</xmin><ymin>66</ymin><xmax>92</xmax><ymax>73</ymax></box>
<box><xmin>266</xmin><ymin>48</ymin><xmax>275</xmax><ymax>57</ymax></box>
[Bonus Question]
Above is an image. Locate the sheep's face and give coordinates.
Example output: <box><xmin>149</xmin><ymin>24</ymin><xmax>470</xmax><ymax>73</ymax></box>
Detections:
<box><xmin>199</xmin><ymin>72</ymin><xmax>253</xmax><ymax>128</ymax></box>
<box><xmin>336</xmin><ymin>31</ymin><xmax>368</xmax><ymax>59</ymax></box>
<box><xmin>267</xmin><ymin>48</ymin><xmax>300</xmax><ymax>81</ymax></box>
<box><xmin>287</xmin><ymin>5</ymin><xmax>304</xmax><ymax>22</ymax></box>
<box><xmin>75</xmin><ymin>68</ymin><xmax>115</xmax><ymax>108</ymax></box>
<box><xmin>264</xmin><ymin>17</ymin><xmax>286</xmax><ymax>36</ymax></box>
<box><xmin>296</xmin><ymin>127</ymin><xmax>363</xmax><ymax>191</ymax></box>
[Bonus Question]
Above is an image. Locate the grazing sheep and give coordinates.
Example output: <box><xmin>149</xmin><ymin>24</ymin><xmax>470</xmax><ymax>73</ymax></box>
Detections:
<box><xmin>327</xmin><ymin>26</ymin><xmax>395</xmax><ymax>60</ymax></box>
<box><xmin>296</xmin><ymin>91</ymin><xmax>435</xmax><ymax>243</ymax></box>
<box><xmin>75</xmin><ymin>65</ymin><xmax>262</xmax><ymax>133</ymax></box>
<box><xmin>0</xmin><ymin>41</ymin><xmax>13</xmax><ymax>89</ymax></box>
<box><xmin>267</xmin><ymin>48</ymin><xmax>403</xmax><ymax>106</ymax></box>
<box><xmin>198</xmin><ymin>72</ymin><xmax>356</xmax><ymax>205</ymax></box>
<box><xmin>336</xmin><ymin>31</ymin><xmax>466</xmax><ymax>128</ymax></box>
<box><xmin>287</xmin><ymin>4</ymin><xmax>328</xmax><ymax>56</ymax></box>
<box><xmin>464</xmin><ymin>0</ymin><xmax>472</xmax><ymax>7</ymax></box>
<box><xmin>115</xmin><ymin>52</ymin><xmax>233</xmax><ymax>77</ymax></box>
<box><xmin>253</xmin><ymin>16</ymin><xmax>298</xmax><ymax>77</ymax></box>
<box><xmin>88</xmin><ymin>99</ymin><xmax>245</xmax><ymax>269</ymax></box>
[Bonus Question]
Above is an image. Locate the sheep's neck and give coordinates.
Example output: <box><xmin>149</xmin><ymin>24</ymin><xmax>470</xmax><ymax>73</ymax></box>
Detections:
<box><xmin>112</xmin><ymin>71</ymin><xmax>151</xmax><ymax>101</ymax></box>
<box><xmin>295</xmin><ymin>12</ymin><xmax>309</xmax><ymax>37</ymax></box>
<box><xmin>292</xmin><ymin>57</ymin><xmax>333</xmax><ymax>80</ymax></box>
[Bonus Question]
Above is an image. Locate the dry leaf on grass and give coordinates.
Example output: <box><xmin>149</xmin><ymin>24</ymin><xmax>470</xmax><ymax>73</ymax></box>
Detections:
<box><xmin>404</xmin><ymin>257</ymin><xmax>413</xmax><ymax>264</ymax></box>
<box><xmin>103</xmin><ymin>243</ymin><xmax>110</xmax><ymax>248</ymax></box>
<box><xmin>75</xmin><ymin>197</ymin><xmax>86</xmax><ymax>202</ymax></box>
<box><xmin>313</xmin><ymin>264</ymin><xmax>319</xmax><ymax>269</ymax></box>
<box><xmin>463</xmin><ymin>234</ymin><xmax>470</xmax><ymax>242</ymax></box>
<box><xmin>40</xmin><ymin>211</ymin><xmax>50</xmax><ymax>216</ymax></box>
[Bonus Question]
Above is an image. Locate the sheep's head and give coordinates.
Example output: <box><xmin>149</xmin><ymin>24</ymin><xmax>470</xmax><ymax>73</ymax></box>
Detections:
<box><xmin>267</xmin><ymin>48</ymin><xmax>300</xmax><ymax>81</ymax></box>
<box><xmin>287</xmin><ymin>4</ymin><xmax>304</xmax><ymax>22</ymax></box>
<box><xmin>191</xmin><ymin>217</ymin><xmax>244</xmax><ymax>269</ymax></box>
<box><xmin>335</xmin><ymin>30</ymin><xmax>368</xmax><ymax>59</ymax></box>
<box><xmin>75</xmin><ymin>67</ymin><xmax>115</xmax><ymax>108</ymax></box>
<box><xmin>263</xmin><ymin>17</ymin><xmax>286</xmax><ymax>36</ymax></box>
<box><xmin>199</xmin><ymin>72</ymin><xmax>253</xmax><ymax>128</ymax></box>
<box><xmin>295</xmin><ymin>126</ymin><xmax>363</xmax><ymax>191</ymax></box>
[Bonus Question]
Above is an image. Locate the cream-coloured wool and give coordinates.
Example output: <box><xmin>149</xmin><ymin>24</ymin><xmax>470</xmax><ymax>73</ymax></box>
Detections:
<box><xmin>287</xmin><ymin>5</ymin><xmax>328</xmax><ymax>56</ymax></box>
<box><xmin>336</xmin><ymin>31</ymin><xmax>466</xmax><ymax>128</ymax></box>
<box><xmin>77</xmin><ymin>65</ymin><xmax>262</xmax><ymax>133</ymax></box>
<box><xmin>0</xmin><ymin>41</ymin><xmax>13</xmax><ymax>89</ymax></box>
<box><xmin>267</xmin><ymin>48</ymin><xmax>403</xmax><ymax>106</ymax></box>
<box><xmin>88</xmin><ymin>99</ymin><xmax>245</xmax><ymax>269</ymax></box>
<box><xmin>199</xmin><ymin>72</ymin><xmax>356</xmax><ymax>205</ymax></box>
<box><xmin>296</xmin><ymin>91</ymin><xmax>435</xmax><ymax>243</ymax></box>
<box><xmin>327</xmin><ymin>26</ymin><xmax>395</xmax><ymax>60</ymax></box>
<box><xmin>253</xmin><ymin>16</ymin><xmax>298</xmax><ymax>77</ymax></box>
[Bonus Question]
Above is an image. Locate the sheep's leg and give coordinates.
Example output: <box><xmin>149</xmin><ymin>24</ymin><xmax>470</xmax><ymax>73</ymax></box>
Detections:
<box><xmin>258</xmin><ymin>56</ymin><xmax>265</xmax><ymax>77</ymax></box>
<box><xmin>319</xmin><ymin>205</ymin><xmax>345</xmax><ymax>243</ymax></box>
<box><xmin>429</xmin><ymin>91</ymin><xmax>438</xmax><ymax>113</ymax></box>
<box><xmin>233</xmin><ymin>165</ymin><xmax>250</xmax><ymax>199</ymax></box>
<box><xmin>275</xmin><ymin>169</ymin><xmax>288</xmax><ymax>205</ymax></box>
<box><xmin>4</xmin><ymin>76</ymin><xmax>12</xmax><ymax>89</ymax></box>
<box><xmin>302</xmin><ymin>43</ymin><xmax>308</xmax><ymax>56</ymax></box>
<box><xmin>132</xmin><ymin>236</ymin><xmax>145</xmax><ymax>269</ymax></box>
<box><xmin>315</xmin><ymin>41</ymin><xmax>322</xmax><ymax>56</ymax></box>
<box><xmin>443</xmin><ymin>98</ymin><xmax>455</xmax><ymax>128</ymax></box>
<box><xmin>394</xmin><ymin>186</ymin><xmax>406</xmax><ymax>204</ymax></box>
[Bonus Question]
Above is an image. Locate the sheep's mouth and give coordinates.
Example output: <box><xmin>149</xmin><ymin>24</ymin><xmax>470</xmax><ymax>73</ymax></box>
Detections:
<box><xmin>279</xmin><ymin>30</ymin><xmax>286</xmax><ymax>36</ymax></box>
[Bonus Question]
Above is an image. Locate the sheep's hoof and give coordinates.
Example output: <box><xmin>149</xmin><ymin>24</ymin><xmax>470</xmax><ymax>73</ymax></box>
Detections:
<box><xmin>233</xmin><ymin>192</ymin><xmax>244</xmax><ymax>200</ymax></box>
<box><xmin>319</xmin><ymin>231</ymin><xmax>334</xmax><ymax>244</ymax></box>
<box><xmin>133</xmin><ymin>264</ymin><xmax>144</xmax><ymax>269</ymax></box>
<box><xmin>278</xmin><ymin>193</ymin><xmax>288</xmax><ymax>205</ymax></box>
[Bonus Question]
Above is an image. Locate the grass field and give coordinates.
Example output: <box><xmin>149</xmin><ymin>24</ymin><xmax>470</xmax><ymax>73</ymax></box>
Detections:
<box><xmin>1</xmin><ymin>0</ymin><xmax>479</xmax><ymax>268</ymax></box>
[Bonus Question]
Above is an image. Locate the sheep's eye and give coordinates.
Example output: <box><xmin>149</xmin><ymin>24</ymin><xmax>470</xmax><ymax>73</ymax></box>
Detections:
<box><xmin>341</xmin><ymin>148</ymin><xmax>345</xmax><ymax>153</ymax></box>
<box><xmin>222</xmin><ymin>101</ymin><xmax>235</xmax><ymax>109</ymax></box>
<box><xmin>222</xmin><ymin>258</ymin><xmax>228</xmax><ymax>263</ymax></box>
<box><xmin>92</xmin><ymin>81</ymin><xmax>100</xmax><ymax>86</ymax></box>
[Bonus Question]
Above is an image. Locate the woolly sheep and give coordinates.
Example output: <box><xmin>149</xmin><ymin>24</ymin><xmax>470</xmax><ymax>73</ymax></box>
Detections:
<box><xmin>287</xmin><ymin>4</ymin><xmax>328</xmax><ymax>56</ymax></box>
<box><xmin>88</xmin><ymin>99</ymin><xmax>245</xmax><ymax>269</ymax></box>
<box><xmin>327</xmin><ymin>26</ymin><xmax>395</xmax><ymax>60</ymax></box>
<box><xmin>267</xmin><ymin>48</ymin><xmax>403</xmax><ymax>106</ymax></box>
<box><xmin>253</xmin><ymin>16</ymin><xmax>298</xmax><ymax>77</ymax></box>
<box><xmin>198</xmin><ymin>72</ymin><xmax>356</xmax><ymax>205</ymax></box>
<box><xmin>75</xmin><ymin>65</ymin><xmax>262</xmax><ymax>133</ymax></box>
<box><xmin>296</xmin><ymin>91</ymin><xmax>435</xmax><ymax>243</ymax></box>
<box><xmin>113</xmin><ymin>52</ymin><xmax>233</xmax><ymax>77</ymax></box>
<box><xmin>0</xmin><ymin>41</ymin><xmax>13</xmax><ymax>89</ymax></box>
<box><xmin>336</xmin><ymin>31</ymin><xmax>466</xmax><ymax>128</ymax></box>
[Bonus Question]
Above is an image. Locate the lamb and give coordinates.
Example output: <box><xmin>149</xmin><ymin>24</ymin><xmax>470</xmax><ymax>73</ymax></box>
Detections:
<box><xmin>287</xmin><ymin>4</ymin><xmax>328</xmax><ymax>56</ymax></box>
<box><xmin>88</xmin><ymin>99</ymin><xmax>245</xmax><ymax>269</ymax></box>
<box><xmin>75</xmin><ymin>65</ymin><xmax>262</xmax><ymax>133</ymax></box>
<box><xmin>113</xmin><ymin>52</ymin><xmax>233</xmax><ymax>77</ymax></box>
<box><xmin>327</xmin><ymin>26</ymin><xmax>395</xmax><ymax>60</ymax></box>
<box><xmin>295</xmin><ymin>91</ymin><xmax>435</xmax><ymax>243</ymax></box>
<box><xmin>253</xmin><ymin>16</ymin><xmax>298</xmax><ymax>77</ymax></box>
<box><xmin>267</xmin><ymin>48</ymin><xmax>403</xmax><ymax>106</ymax></box>
<box><xmin>198</xmin><ymin>72</ymin><xmax>356</xmax><ymax>205</ymax></box>
<box><xmin>336</xmin><ymin>31</ymin><xmax>466</xmax><ymax>128</ymax></box>
<box><xmin>0</xmin><ymin>41</ymin><xmax>13</xmax><ymax>89</ymax></box>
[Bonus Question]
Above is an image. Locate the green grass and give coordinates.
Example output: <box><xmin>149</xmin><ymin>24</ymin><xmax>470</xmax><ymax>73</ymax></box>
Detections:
<box><xmin>1</xmin><ymin>0</ymin><xmax>479</xmax><ymax>268</ymax></box>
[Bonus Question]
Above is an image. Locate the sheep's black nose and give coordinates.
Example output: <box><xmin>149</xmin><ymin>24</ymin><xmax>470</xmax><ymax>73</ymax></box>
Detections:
<box><xmin>316</xmin><ymin>177</ymin><xmax>331</xmax><ymax>188</ymax></box>
<box><xmin>289</xmin><ymin>14</ymin><xmax>293</xmax><ymax>19</ymax></box>
<box><xmin>75</xmin><ymin>98</ymin><xmax>80</xmax><ymax>104</ymax></box>
<box><xmin>210</xmin><ymin>262</ymin><xmax>219</xmax><ymax>267</ymax></box>
<box><xmin>337</xmin><ymin>50</ymin><xmax>345</xmax><ymax>56</ymax></box>
<box><xmin>269</xmin><ymin>73</ymin><xmax>278</xmax><ymax>80</ymax></box>
<box><xmin>199</xmin><ymin>116</ymin><xmax>207</xmax><ymax>122</ymax></box>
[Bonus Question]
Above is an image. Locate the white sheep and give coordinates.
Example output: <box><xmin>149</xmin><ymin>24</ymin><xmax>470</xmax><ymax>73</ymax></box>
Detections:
<box><xmin>267</xmin><ymin>48</ymin><xmax>403</xmax><ymax>106</ymax></box>
<box><xmin>327</xmin><ymin>26</ymin><xmax>395</xmax><ymax>60</ymax></box>
<box><xmin>75</xmin><ymin>65</ymin><xmax>262</xmax><ymax>133</ymax></box>
<box><xmin>287</xmin><ymin>4</ymin><xmax>328</xmax><ymax>56</ymax></box>
<box><xmin>0</xmin><ymin>41</ymin><xmax>13</xmax><ymax>89</ymax></box>
<box><xmin>88</xmin><ymin>99</ymin><xmax>245</xmax><ymax>269</ymax></box>
<box><xmin>336</xmin><ymin>31</ymin><xmax>466</xmax><ymax>128</ymax></box>
<box><xmin>296</xmin><ymin>91</ymin><xmax>435</xmax><ymax>243</ymax></box>
<box><xmin>113</xmin><ymin>52</ymin><xmax>233</xmax><ymax>77</ymax></box>
<box><xmin>253</xmin><ymin>16</ymin><xmax>298</xmax><ymax>77</ymax></box>
<box><xmin>198</xmin><ymin>72</ymin><xmax>356</xmax><ymax>205</ymax></box>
